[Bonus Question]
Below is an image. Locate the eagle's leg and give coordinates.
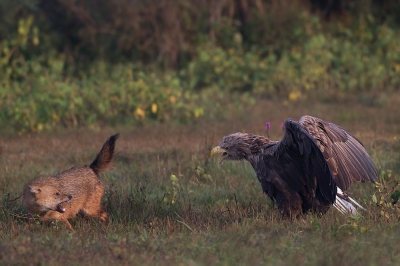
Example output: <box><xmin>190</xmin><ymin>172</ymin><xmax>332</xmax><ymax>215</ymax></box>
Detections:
<box><xmin>275</xmin><ymin>191</ymin><xmax>302</xmax><ymax>219</ymax></box>
<box><xmin>301</xmin><ymin>196</ymin><xmax>331</xmax><ymax>216</ymax></box>
<box><xmin>311</xmin><ymin>200</ymin><xmax>330</xmax><ymax>216</ymax></box>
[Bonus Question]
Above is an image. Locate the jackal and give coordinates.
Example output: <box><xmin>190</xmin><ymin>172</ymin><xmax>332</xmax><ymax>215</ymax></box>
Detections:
<box><xmin>23</xmin><ymin>134</ymin><xmax>119</xmax><ymax>232</ymax></box>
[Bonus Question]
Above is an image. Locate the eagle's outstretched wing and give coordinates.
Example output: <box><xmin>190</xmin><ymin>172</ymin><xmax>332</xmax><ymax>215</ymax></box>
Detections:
<box><xmin>259</xmin><ymin>119</ymin><xmax>337</xmax><ymax>205</ymax></box>
<box><xmin>299</xmin><ymin>115</ymin><xmax>377</xmax><ymax>191</ymax></box>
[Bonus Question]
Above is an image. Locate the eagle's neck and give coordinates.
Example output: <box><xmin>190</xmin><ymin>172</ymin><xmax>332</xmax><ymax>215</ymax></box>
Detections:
<box><xmin>239</xmin><ymin>134</ymin><xmax>271</xmax><ymax>163</ymax></box>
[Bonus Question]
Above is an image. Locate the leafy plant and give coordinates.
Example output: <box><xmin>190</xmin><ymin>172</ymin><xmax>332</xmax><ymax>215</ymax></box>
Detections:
<box><xmin>163</xmin><ymin>174</ymin><xmax>180</xmax><ymax>205</ymax></box>
<box><xmin>372</xmin><ymin>170</ymin><xmax>400</xmax><ymax>221</ymax></box>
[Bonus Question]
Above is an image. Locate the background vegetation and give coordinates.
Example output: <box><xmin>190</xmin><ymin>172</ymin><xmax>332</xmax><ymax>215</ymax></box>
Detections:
<box><xmin>1</xmin><ymin>0</ymin><xmax>400</xmax><ymax>132</ymax></box>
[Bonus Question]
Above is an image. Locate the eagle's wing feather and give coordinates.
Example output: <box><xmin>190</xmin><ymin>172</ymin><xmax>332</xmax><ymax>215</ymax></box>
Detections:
<box><xmin>259</xmin><ymin>119</ymin><xmax>336</xmax><ymax>204</ymax></box>
<box><xmin>299</xmin><ymin>115</ymin><xmax>377</xmax><ymax>191</ymax></box>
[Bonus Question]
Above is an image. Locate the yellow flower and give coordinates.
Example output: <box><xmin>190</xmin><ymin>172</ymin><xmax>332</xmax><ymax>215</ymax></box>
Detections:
<box><xmin>52</xmin><ymin>113</ymin><xmax>60</xmax><ymax>122</ymax></box>
<box><xmin>18</xmin><ymin>26</ymin><xmax>25</xmax><ymax>35</ymax></box>
<box><xmin>32</xmin><ymin>36</ymin><xmax>39</xmax><ymax>46</ymax></box>
<box><xmin>194</xmin><ymin>107</ymin><xmax>204</xmax><ymax>118</ymax></box>
<box><xmin>169</xmin><ymin>96</ymin><xmax>177</xmax><ymax>104</ymax></box>
<box><xmin>289</xmin><ymin>90</ymin><xmax>301</xmax><ymax>101</ymax></box>
<box><xmin>134</xmin><ymin>107</ymin><xmax>145</xmax><ymax>119</ymax></box>
<box><xmin>214</xmin><ymin>66</ymin><xmax>223</xmax><ymax>74</ymax></box>
<box><xmin>151</xmin><ymin>103</ymin><xmax>157</xmax><ymax>114</ymax></box>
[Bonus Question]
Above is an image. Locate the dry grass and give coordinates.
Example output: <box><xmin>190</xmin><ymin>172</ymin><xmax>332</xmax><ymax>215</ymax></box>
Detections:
<box><xmin>1</xmin><ymin>96</ymin><xmax>400</xmax><ymax>265</ymax></box>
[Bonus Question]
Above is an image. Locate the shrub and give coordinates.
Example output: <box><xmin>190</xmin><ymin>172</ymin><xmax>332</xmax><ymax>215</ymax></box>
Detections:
<box><xmin>2</xmin><ymin>2</ymin><xmax>400</xmax><ymax>133</ymax></box>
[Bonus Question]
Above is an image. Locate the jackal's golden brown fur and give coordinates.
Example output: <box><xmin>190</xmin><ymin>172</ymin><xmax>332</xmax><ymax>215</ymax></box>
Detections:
<box><xmin>22</xmin><ymin>134</ymin><xmax>119</xmax><ymax>232</ymax></box>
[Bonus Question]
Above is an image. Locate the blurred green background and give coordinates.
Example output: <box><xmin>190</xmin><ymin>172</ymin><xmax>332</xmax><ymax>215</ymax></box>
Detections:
<box><xmin>1</xmin><ymin>0</ymin><xmax>399</xmax><ymax>133</ymax></box>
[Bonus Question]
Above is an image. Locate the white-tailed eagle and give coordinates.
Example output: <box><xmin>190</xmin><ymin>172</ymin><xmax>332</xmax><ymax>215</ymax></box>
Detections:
<box><xmin>211</xmin><ymin>115</ymin><xmax>377</xmax><ymax>218</ymax></box>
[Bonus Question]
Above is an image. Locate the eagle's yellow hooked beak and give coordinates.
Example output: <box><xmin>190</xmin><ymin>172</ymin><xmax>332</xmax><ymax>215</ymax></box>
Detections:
<box><xmin>210</xmin><ymin>146</ymin><xmax>227</xmax><ymax>164</ymax></box>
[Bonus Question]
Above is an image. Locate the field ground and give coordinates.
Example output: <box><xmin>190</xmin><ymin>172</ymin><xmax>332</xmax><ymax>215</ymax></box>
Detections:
<box><xmin>1</xmin><ymin>95</ymin><xmax>400</xmax><ymax>265</ymax></box>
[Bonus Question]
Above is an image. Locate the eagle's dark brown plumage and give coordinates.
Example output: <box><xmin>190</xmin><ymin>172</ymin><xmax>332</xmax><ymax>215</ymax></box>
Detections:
<box><xmin>211</xmin><ymin>115</ymin><xmax>377</xmax><ymax>218</ymax></box>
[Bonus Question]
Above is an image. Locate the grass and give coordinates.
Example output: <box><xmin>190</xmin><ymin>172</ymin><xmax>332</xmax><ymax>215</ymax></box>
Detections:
<box><xmin>1</xmin><ymin>95</ymin><xmax>400</xmax><ymax>265</ymax></box>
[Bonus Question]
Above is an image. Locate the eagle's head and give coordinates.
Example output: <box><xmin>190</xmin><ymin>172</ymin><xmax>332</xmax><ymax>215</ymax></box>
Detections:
<box><xmin>211</xmin><ymin>133</ymin><xmax>270</xmax><ymax>163</ymax></box>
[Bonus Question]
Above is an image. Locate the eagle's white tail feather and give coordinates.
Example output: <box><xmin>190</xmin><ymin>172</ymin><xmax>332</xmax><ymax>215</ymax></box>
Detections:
<box><xmin>333</xmin><ymin>187</ymin><xmax>365</xmax><ymax>215</ymax></box>
<box><xmin>348</xmin><ymin>197</ymin><xmax>366</xmax><ymax>210</ymax></box>
<box><xmin>334</xmin><ymin>196</ymin><xmax>357</xmax><ymax>214</ymax></box>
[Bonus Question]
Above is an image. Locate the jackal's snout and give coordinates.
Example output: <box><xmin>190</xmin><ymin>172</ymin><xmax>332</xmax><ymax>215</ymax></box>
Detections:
<box><xmin>23</xmin><ymin>184</ymin><xmax>73</xmax><ymax>213</ymax></box>
<box><xmin>56</xmin><ymin>195</ymin><xmax>72</xmax><ymax>213</ymax></box>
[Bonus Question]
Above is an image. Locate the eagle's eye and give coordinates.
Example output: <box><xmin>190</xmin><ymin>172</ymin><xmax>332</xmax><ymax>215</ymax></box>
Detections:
<box><xmin>222</xmin><ymin>152</ymin><xmax>228</xmax><ymax>156</ymax></box>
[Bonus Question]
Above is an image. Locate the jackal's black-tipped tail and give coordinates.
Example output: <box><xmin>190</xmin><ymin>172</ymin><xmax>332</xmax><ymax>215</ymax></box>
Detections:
<box><xmin>90</xmin><ymin>134</ymin><xmax>119</xmax><ymax>175</ymax></box>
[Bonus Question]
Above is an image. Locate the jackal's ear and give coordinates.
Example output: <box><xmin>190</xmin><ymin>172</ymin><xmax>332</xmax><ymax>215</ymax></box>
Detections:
<box><xmin>28</xmin><ymin>186</ymin><xmax>41</xmax><ymax>194</ymax></box>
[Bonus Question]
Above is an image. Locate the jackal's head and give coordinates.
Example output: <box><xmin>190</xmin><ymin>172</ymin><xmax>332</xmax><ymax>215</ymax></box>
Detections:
<box><xmin>27</xmin><ymin>185</ymin><xmax>72</xmax><ymax>213</ymax></box>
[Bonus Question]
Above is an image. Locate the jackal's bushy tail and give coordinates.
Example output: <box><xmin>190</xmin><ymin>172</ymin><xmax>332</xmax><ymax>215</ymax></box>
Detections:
<box><xmin>90</xmin><ymin>134</ymin><xmax>119</xmax><ymax>175</ymax></box>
